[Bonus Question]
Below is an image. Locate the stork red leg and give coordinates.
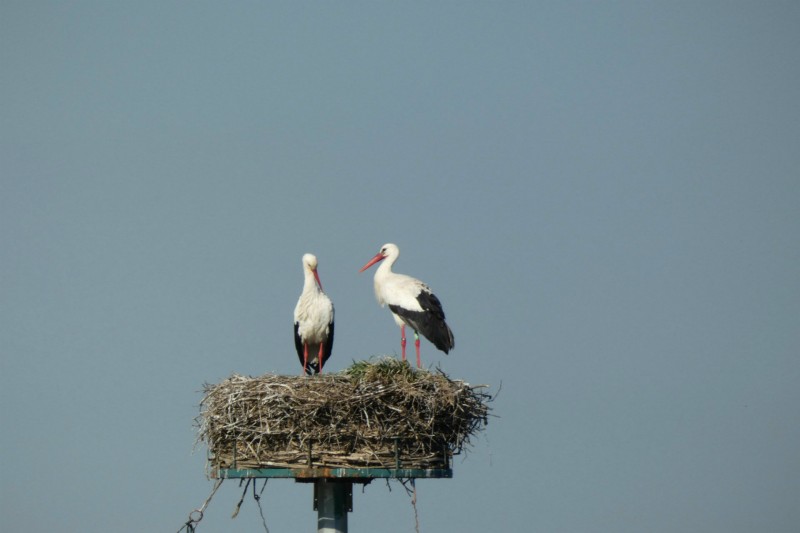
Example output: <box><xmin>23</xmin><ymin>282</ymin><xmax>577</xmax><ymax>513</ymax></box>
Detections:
<box><xmin>414</xmin><ymin>331</ymin><xmax>421</xmax><ymax>368</ymax></box>
<box><xmin>303</xmin><ymin>344</ymin><xmax>309</xmax><ymax>375</ymax></box>
<box><xmin>318</xmin><ymin>343</ymin><xmax>324</xmax><ymax>374</ymax></box>
<box><xmin>400</xmin><ymin>325</ymin><xmax>407</xmax><ymax>361</ymax></box>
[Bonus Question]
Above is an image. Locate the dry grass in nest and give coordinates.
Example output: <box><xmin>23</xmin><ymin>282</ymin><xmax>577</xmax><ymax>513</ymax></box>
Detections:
<box><xmin>197</xmin><ymin>357</ymin><xmax>492</xmax><ymax>471</ymax></box>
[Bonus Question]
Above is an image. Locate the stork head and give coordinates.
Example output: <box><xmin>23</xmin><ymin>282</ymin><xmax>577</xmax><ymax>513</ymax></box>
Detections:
<box><xmin>303</xmin><ymin>253</ymin><xmax>323</xmax><ymax>290</ymax></box>
<box><xmin>359</xmin><ymin>243</ymin><xmax>398</xmax><ymax>272</ymax></box>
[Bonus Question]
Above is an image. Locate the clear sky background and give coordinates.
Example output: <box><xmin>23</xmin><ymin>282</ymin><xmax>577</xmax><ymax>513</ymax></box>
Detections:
<box><xmin>2</xmin><ymin>2</ymin><xmax>799</xmax><ymax>532</ymax></box>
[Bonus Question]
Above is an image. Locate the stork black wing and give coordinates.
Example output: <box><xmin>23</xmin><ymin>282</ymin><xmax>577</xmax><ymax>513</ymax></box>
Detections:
<box><xmin>389</xmin><ymin>290</ymin><xmax>454</xmax><ymax>354</ymax></box>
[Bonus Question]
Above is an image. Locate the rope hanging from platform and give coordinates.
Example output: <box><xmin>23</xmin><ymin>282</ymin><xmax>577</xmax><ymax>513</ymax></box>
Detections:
<box><xmin>254</xmin><ymin>479</ymin><xmax>270</xmax><ymax>532</ymax></box>
<box><xmin>177</xmin><ymin>479</ymin><xmax>223</xmax><ymax>533</ymax></box>
<box><xmin>231</xmin><ymin>478</ymin><xmax>270</xmax><ymax>533</ymax></box>
<box><xmin>401</xmin><ymin>478</ymin><xmax>420</xmax><ymax>533</ymax></box>
<box><xmin>384</xmin><ymin>477</ymin><xmax>421</xmax><ymax>533</ymax></box>
<box><xmin>177</xmin><ymin>477</ymin><xmax>270</xmax><ymax>533</ymax></box>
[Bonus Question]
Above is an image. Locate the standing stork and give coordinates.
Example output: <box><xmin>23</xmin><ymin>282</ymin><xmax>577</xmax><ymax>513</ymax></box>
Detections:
<box><xmin>359</xmin><ymin>243</ymin><xmax>454</xmax><ymax>368</ymax></box>
<box><xmin>294</xmin><ymin>253</ymin><xmax>335</xmax><ymax>375</ymax></box>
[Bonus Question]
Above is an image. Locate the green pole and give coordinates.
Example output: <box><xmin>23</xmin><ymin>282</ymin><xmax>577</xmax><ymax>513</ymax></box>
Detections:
<box><xmin>316</xmin><ymin>479</ymin><xmax>351</xmax><ymax>533</ymax></box>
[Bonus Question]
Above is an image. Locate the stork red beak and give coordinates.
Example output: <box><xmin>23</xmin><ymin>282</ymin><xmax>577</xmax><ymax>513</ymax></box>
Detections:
<box><xmin>359</xmin><ymin>252</ymin><xmax>385</xmax><ymax>273</ymax></box>
<box><xmin>313</xmin><ymin>269</ymin><xmax>323</xmax><ymax>291</ymax></box>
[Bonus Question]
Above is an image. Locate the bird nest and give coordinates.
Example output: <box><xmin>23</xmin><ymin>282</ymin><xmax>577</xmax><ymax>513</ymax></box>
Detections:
<box><xmin>197</xmin><ymin>358</ymin><xmax>492</xmax><ymax>471</ymax></box>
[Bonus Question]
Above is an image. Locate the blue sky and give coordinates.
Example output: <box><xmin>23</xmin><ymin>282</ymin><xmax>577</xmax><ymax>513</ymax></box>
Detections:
<box><xmin>2</xmin><ymin>2</ymin><xmax>799</xmax><ymax>532</ymax></box>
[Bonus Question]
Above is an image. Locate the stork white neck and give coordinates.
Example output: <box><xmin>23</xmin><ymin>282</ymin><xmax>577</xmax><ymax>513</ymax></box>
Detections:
<box><xmin>302</xmin><ymin>253</ymin><xmax>323</xmax><ymax>292</ymax></box>
<box><xmin>365</xmin><ymin>244</ymin><xmax>419</xmax><ymax>308</ymax></box>
<box><xmin>373</xmin><ymin>244</ymin><xmax>399</xmax><ymax>276</ymax></box>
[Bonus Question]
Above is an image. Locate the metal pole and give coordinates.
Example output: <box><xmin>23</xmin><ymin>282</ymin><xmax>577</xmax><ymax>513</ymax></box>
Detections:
<box><xmin>315</xmin><ymin>480</ymin><xmax>351</xmax><ymax>533</ymax></box>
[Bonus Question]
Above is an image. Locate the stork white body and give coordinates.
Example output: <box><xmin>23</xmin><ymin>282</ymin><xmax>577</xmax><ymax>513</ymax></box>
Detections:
<box><xmin>294</xmin><ymin>253</ymin><xmax>334</xmax><ymax>375</ymax></box>
<box><xmin>359</xmin><ymin>243</ymin><xmax>454</xmax><ymax>367</ymax></box>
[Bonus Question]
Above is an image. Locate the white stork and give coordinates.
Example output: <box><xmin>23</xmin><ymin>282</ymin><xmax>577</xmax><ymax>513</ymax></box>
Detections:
<box><xmin>294</xmin><ymin>253</ymin><xmax>335</xmax><ymax>375</ymax></box>
<box><xmin>359</xmin><ymin>243</ymin><xmax>454</xmax><ymax>367</ymax></box>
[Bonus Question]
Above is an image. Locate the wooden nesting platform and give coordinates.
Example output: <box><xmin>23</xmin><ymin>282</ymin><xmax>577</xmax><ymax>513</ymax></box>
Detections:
<box><xmin>197</xmin><ymin>358</ymin><xmax>491</xmax><ymax>480</ymax></box>
<box><xmin>213</xmin><ymin>466</ymin><xmax>453</xmax><ymax>481</ymax></box>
